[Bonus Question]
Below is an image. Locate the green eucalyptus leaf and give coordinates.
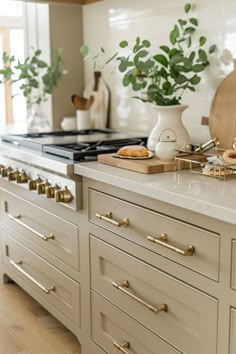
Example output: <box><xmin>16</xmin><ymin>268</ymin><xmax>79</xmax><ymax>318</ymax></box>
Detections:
<box><xmin>176</xmin><ymin>74</ymin><xmax>188</xmax><ymax>84</ymax></box>
<box><xmin>120</xmin><ymin>40</ymin><xmax>128</xmax><ymax>48</ymax></box>
<box><xmin>101</xmin><ymin>46</ymin><xmax>105</xmax><ymax>53</ymax></box>
<box><xmin>37</xmin><ymin>60</ymin><xmax>47</xmax><ymax>68</ymax></box>
<box><xmin>170</xmin><ymin>28</ymin><xmax>177</xmax><ymax>45</ymax></box>
<box><xmin>184</xmin><ymin>3</ymin><xmax>191</xmax><ymax>13</ymax></box>
<box><xmin>209</xmin><ymin>44</ymin><xmax>217</xmax><ymax>54</ymax></box>
<box><xmin>190</xmin><ymin>74</ymin><xmax>201</xmax><ymax>85</ymax></box>
<box><xmin>199</xmin><ymin>36</ymin><xmax>207</xmax><ymax>46</ymax></box>
<box><xmin>169</xmin><ymin>48</ymin><xmax>182</xmax><ymax>58</ymax></box>
<box><xmin>178</xmin><ymin>19</ymin><xmax>187</xmax><ymax>26</ymax></box>
<box><xmin>186</xmin><ymin>36</ymin><xmax>192</xmax><ymax>48</ymax></box>
<box><xmin>123</xmin><ymin>74</ymin><xmax>132</xmax><ymax>87</ymax></box>
<box><xmin>80</xmin><ymin>45</ymin><xmax>89</xmax><ymax>57</ymax></box>
<box><xmin>198</xmin><ymin>49</ymin><xmax>208</xmax><ymax>62</ymax></box>
<box><xmin>188</xmin><ymin>86</ymin><xmax>196</xmax><ymax>92</ymax></box>
<box><xmin>189</xmin><ymin>51</ymin><xmax>196</xmax><ymax>62</ymax></box>
<box><xmin>163</xmin><ymin>81</ymin><xmax>171</xmax><ymax>92</ymax></box>
<box><xmin>184</xmin><ymin>27</ymin><xmax>195</xmax><ymax>35</ymax></box>
<box><xmin>153</xmin><ymin>54</ymin><xmax>168</xmax><ymax>68</ymax></box>
<box><xmin>169</xmin><ymin>53</ymin><xmax>183</xmax><ymax>65</ymax></box>
<box><xmin>142</xmin><ymin>40</ymin><xmax>151</xmax><ymax>48</ymax></box>
<box><xmin>160</xmin><ymin>45</ymin><xmax>170</xmax><ymax>54</ymax></box>
<box><xmin>192</xmin><ymin>63</ymin><xmax>207</xmax><ymax>72</ymax></box>
<box><xmin>189</xmin><ymin>18</ymin><xmax>198</xmax><ymax>26</ymax></box>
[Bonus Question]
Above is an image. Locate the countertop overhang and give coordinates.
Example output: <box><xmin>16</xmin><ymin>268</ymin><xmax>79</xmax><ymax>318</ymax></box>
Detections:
<box><xmin>74</xmin><ymin>161</ymin><xmax>236</xmax><ymax>225</ymax></box>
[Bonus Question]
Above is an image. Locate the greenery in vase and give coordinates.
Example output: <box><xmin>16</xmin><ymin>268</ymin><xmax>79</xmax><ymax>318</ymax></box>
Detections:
<box><xmin>81</xmin><ymin>3</ymin><xmax>216</xmax><ymax>106</ymax></box>
<box><xmin>0</xmin><ymin>48</ymin><xmax>67</xmax><ymax>109</ymax></box>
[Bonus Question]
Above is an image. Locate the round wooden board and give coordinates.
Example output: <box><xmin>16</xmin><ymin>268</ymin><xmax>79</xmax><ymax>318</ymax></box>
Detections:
<box><xmin>209</xmin><ymin>67</ymin><xmax>236</xmax><ymax>149</ymax></box>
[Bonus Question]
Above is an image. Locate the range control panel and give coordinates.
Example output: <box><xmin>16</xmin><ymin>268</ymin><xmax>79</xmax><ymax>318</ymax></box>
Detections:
<box><xmin>0</xmin><ymin>157</ymin><xmax>82</xmax><ymax>211</ymax></box>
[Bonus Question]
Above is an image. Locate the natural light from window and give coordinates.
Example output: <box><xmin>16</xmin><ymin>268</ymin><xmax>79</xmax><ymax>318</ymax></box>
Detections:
<box><xmin>0</xmin><ymin>0</ymin><xmax>23</xmax><ymax>17</ymax></box>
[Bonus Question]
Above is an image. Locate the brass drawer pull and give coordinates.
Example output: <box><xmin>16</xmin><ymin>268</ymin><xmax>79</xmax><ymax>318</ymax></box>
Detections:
<box><xmin>96</xmin><ymin>212</ymin><xmax>129</xmax><ymax>227</ymax></box>
<box><xmin>8</xmin><ymin>213</ymin><xmax>54</xmax><ymax>241</ymax></box>
<box><xmin>113</xmin><ymin>341</ymin><xmax>130</xmax><ymax>354</ymax></box>
<box><xmin>112</xmin><ymin>280</ymin><xmax>168</xmax><ymax>314</ymax></box>
<box><xmin>10</xmin><ymin>260</ymin><xmax>55</xmax><ymax>294</ymax></box>
<box><xmin>147</xmin><ymin>234</ymin><xmax>194</xmax><ymax>256</ymax></box>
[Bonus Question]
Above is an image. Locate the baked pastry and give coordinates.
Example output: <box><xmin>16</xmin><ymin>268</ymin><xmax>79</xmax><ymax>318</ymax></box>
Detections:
<box><xmin>117</xmin><ymin>145</ymin><xmax>149</xmax><ymax>157</ymax></box>
<box><xmin>223</xmin><ymin>150</ymin><xmax>236</xmax><ymax>165</ymax></box>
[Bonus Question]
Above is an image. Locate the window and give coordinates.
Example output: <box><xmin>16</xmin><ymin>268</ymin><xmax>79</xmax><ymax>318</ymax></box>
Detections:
<box><xmin>0</xmin><ymin>1</ymin><xmax>51</xmax><ymax>128</ymax></box>
<box><xmin>0</xmin><ymin>0</ymin><xmax>25</xmax><ymax>127</ymax></box>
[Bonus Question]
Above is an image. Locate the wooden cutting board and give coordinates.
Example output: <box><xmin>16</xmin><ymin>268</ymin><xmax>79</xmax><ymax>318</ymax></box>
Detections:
<box><xmin>209</xmin><ymin>60</ymin><xmax>236</xmax><ymax>149</ymax></box>
<box><xmin>97</xmin><ymin>154</ymin><xmax>204</xmax><ymax>174</ymax></box>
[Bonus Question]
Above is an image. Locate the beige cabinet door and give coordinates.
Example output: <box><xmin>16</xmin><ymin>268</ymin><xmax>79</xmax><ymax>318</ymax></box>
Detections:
<box><xmin>90</xmin><ymin>236</ymin><xmax>218</xmax><ymax>354</ymax></box>
<box><xmin>230</xmin><ymin>307</ymin><xmax>236</xmax><ymax>354</ymax></box>
<box><xmin>2</xmin><ymin>190</ymin><xmax>80</xmax><ymax>271</ymax></box>
<box><xmin>91</xmin><ymin>291</ymin><xmax>183</xmax><ymax>354</ymax></box>
<box><xmin>2</xmin><ymin>233</ymin><xmax>80</xmax><ymax>327</ymax></box>
<box><xmin>89</xmin><ymin>189</ymin><xmax>220</xmax><ymax>281</ymax></box>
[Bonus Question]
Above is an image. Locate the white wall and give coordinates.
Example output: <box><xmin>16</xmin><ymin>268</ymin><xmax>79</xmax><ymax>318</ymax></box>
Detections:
<box><xmin>83</xmin><ymin>0</ymin><xmax>235</xmax><ymax>143</ymax></box>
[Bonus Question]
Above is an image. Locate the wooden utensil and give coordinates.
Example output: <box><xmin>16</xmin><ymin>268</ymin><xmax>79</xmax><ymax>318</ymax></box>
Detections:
<box><xmin>209</xmin><ymin>60</ymin><xmax>236</xmax><ymax>149</ymax></box>
<box><xmin>71</xmin><ymin>95</ymin><xmax>93</xmax><ymax>110</ymax></box>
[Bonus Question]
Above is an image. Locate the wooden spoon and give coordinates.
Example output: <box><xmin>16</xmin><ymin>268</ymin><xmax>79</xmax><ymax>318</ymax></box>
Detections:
<box><xmin>71</xmin><ymin>95</ymin><xmax>88</xmax><ymax>110</ymax></box>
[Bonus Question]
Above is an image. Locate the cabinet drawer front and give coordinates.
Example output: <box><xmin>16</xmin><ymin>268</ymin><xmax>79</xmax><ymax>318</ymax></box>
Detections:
<box><xmin>90</xmin><ymin>236</ymin><xmax>218</xmax><ymax>354</ymax></box>
<box><xmin>89</xmin><ymin>189</ymin><xmax>220</xmax><ymax>280</ymax></box>
<box><xmin>2</xmin><ymin>190</ymin><xmax>80</xmax><ymax>271</ymax></box>
<box><xmin>2</xmin><ymin>233</ymin><xmax>80</xmax><ymax>327</ymax></box>
<box><xmin>231</xmin><ymin>240</ymin><xmax>236</xmax><ymax>291</ymax></box>
<box><xmin>230</xmin><ymin>307</ymin><xmax>236</xmax><ymax>354</ymax></box>
<box><xmin>91</xmin><ymin>291</ymin><xmax>182</xmax><ymax>354</ymax></box>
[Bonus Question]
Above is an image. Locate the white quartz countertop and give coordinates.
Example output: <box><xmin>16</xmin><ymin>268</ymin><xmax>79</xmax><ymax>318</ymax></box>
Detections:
<box><xmin>74</xmin><ymin>161</ymin><xmax>236</xmax><ymax>225</ymax></box>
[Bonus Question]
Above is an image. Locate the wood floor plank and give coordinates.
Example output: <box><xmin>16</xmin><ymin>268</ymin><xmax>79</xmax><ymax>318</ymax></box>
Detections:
<box><xmin>0</xmin><ymin>282</ymin><xmax>81</xmax><ymax>354</ymax></box>
<box><xmin>0</xmin><ymin>318</ymin><xmax>27</xmax><ymax>354</ymax></box>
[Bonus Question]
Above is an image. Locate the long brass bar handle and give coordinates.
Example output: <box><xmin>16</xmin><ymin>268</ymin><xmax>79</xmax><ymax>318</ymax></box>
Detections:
<box><xmin>113</xmin><ymin>341</ymin><xmax>130</xmax><ymax>354</ymax></box>
<box><xmin>147</xmin><ymin>234</ymin><xmax>194</xmax><ymax>256</ymax></box>
<box><xmin>10</xmin><ymin>260</ymin><xmax>55</xmax><ymax>294</ymax></box>
<box><xmin>95</xmin><ymin>212</ymin><xmax>129</xmax><ymax>227</ymax></box>
<box><xmin>112</xmin><ymin>280</ymin><xmax>168</xmax><ymax>314</ymax></box>
<box><xmin>8</xmin><ymin>214</ymin><xmax>54</xmax><ymax>241</ymax></box>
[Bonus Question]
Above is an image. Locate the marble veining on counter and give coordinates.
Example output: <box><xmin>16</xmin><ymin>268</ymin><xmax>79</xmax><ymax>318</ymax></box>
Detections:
<box><xmin>74</xmin><ymin>161</ymin><xmax>236</xmax><ymax>225</ymax></box>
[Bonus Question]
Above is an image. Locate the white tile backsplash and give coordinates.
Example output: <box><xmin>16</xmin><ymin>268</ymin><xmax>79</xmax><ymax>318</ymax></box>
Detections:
<box><xmin>83</xmin><ymin>0</ymin><xmax>235</xmax><ymax>143</ymax></box>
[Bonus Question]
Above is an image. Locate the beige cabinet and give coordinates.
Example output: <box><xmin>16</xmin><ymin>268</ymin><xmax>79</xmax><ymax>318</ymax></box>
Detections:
<box><xmin>230</xmin><ymin>307</ymin><xmax>236</xmax><ymax>354</ymax></box>
<box><xmin>89</xmin><ymin>189</ymin><xmax>220</xmax><ymax>281</ymax></box>
<box><xmin>91</xmin><ymin>291</ymin><xmax>182</xmax><ymax>354</ymax></box>
<box><xmin>2</xmin><ymin>233</ymin><xmax>80</xmax><ymax>326</ymax></box>
<box><xmin>90</xmin><ymin>235</ymin><xmax>218</xmax><ymax>354</ymax></box>
<box><xmin>1</xmin><ymin>189</ymin><xmax>80</xmax><ymax>272</ymax></box>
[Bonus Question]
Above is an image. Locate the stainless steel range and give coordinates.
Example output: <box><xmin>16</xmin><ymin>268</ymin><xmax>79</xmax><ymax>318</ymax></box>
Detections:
<box><xmin>0</xmin><ymin>129</ymin><xmax>147</xmax><ymax>210</ymax></box>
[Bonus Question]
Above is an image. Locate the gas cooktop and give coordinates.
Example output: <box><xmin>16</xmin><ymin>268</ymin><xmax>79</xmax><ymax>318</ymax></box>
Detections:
<box><xmin>1</xmin><ymin>129</ymin><xmax>148</xmax><ymax>161</ymax></box>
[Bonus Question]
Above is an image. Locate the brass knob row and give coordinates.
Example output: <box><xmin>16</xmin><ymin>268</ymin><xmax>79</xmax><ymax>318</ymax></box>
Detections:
<box><xmin>0</xmin><ymin>165</ymin><xmax>73</xmax><ymax>204</ymax></box>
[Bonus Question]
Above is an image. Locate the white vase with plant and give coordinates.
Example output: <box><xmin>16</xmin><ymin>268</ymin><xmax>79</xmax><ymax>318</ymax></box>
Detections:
<box><xmin>0</xmin><ymin>48</ymin><xmax>67</xmax><ymax>132</ymax></box>
<box><xmin>81</xmin><ymin>3</ymin><xmax>216</xmax><ymax>151</ymax></box>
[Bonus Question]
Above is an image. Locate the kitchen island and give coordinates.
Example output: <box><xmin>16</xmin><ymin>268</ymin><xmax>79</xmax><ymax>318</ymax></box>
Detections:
<box><xmin>0</xmin><ymin>140</ymin><xmax>235</xmax><ymax>354</ymax></box>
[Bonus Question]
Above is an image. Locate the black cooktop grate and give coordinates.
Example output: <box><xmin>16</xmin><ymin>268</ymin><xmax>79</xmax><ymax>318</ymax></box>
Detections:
<box><xmin>43</xmin><ymin>137</ymin><xmax>148</xmax><ymax>161</ymax></box>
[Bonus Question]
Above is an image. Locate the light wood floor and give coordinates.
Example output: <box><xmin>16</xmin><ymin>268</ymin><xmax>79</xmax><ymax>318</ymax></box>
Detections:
<box><xmin>0</xmin><ymin>281</ymin><xmax>81</xmax><ymax>354</ymax></box>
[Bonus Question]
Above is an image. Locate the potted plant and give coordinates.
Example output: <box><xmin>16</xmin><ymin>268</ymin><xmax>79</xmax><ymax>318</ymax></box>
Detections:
<box><xmin>81</xmin><ymin>3</ymin><xmax>216</xmax><ymax>150</ymax></box>
<box><xmin>0</xmin><ymin>48</ymin><xmax>67</xmax><ymax>131</ymax></box>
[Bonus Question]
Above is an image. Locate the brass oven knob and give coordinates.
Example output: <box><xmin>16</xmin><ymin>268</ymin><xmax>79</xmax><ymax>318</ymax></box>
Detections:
<box><xmin>28</xmin><ymin>177</ymin><xmax>42</xmax><ymax>191</ymax></box>
<box><xmin>16</xmin><ymin>171</ymin><xmax>29</xmax><ymax>184</ymax></box>
<box><xmin>1</xmin><ymin>166</ymin><xmax>12</xmax><ymax>177</ymax></box>
<box><xmin>36</xmin><ymin>181</ymin><xmax>50</xmax><ymax>195</ymax></box>
<box><xmin>55</xmin><ymin>187</ymin><xmax>73</xmax><ymax>203</ymax></box>
<box><xmin>0</xmin><ymin>164</ymin><xmax>5</xmax><ymax>171</ymax></box>
<box><xmin>8</xmin><ymin>169</ymin><xmax>20</xmax><ymax>181</ymax></box>
<box><xmin>45</xmin><ymin>185</ymin><xmax>60</xmax><ymax>199</ymax></box>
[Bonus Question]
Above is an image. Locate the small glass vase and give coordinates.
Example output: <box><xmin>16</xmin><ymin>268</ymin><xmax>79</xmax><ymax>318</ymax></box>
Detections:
<box><xmin>147</xmin><ymin>104</ymin><xmax>190</xmax><ymax>151</ymax></box>
<box><xmin>27</xmin><ymin>105</ymin><xmax>51</xmax><ymax>133</ymax></box>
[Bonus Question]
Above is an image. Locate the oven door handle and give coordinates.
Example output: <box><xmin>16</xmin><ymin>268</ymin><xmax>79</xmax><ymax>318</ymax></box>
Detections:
<box><xmin>7</xmin><ymin>213</ymin><xmax>54</xmax><ymax>241</ymax></box>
